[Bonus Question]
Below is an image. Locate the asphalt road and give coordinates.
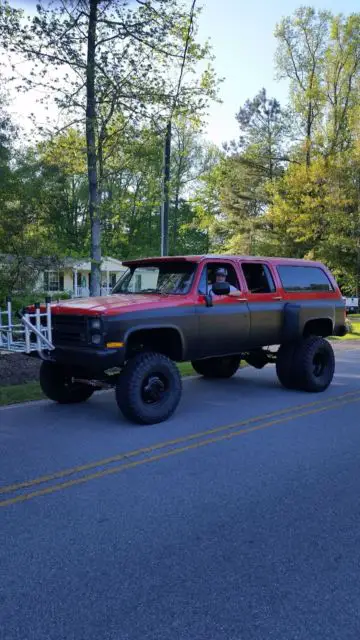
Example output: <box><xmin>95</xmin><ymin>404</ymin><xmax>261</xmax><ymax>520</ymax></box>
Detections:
<box><xmin>2</xmin><ymin>345</ymin><xmax>360</xmax><ymax>640</ymax></box>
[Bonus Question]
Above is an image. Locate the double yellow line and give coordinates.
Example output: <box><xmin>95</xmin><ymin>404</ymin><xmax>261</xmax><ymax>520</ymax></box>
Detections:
<box><xmin>2</xmin><ymin>389</ymin><xmax>360</xmax><ymax>508</ymax></box>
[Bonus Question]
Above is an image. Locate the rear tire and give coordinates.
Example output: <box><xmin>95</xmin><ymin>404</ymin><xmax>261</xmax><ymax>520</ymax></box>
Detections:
<box><xmin>294</xmin><ymin>336</ymin><xmax>335</xmax><ymax>392</ymax></box>
<box><xmin>39</xmin><ymin>361</ymin><xmax>94</xmax><ymax>404</ymax></box>
<box><xmin>116</xmin><ymin>352</ymin><xmax>182</xmax><ymax>425</ymax></box>
<box><xmin>276</xmin><ymin>342</ymin><xmax>299</xmax><ymax>389</ymax></box>
<box><xmin>191</xmin><ymin>355</ymin><xmax>241</xmax><ymax>379</ymax></box>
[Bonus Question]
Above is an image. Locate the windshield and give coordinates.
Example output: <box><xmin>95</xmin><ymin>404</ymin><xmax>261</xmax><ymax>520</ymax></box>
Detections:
<box><xmin>112</xmin><ymin>262</ymin><xmax>196</xmax><ymax>295</ymax></box>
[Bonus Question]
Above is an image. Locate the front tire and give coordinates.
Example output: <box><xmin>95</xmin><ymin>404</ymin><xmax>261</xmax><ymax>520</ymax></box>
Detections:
<box><xmin>191</xmin><ymin>355</ymin><xmax>241</xmax><ymax>379</ymax></box>
<box><xmin>116</xmin><ymin>352</ymin><xmax>182</xmax><ymax>425</ymax></box>
<box><xmin>39</xmin><ymin>361</ymin><xmax>94</xmax><ymax>404</ymax></box>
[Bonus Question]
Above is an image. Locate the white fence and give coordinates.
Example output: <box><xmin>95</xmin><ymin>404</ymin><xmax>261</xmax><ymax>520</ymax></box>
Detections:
<box><xmin>0</xmin><ymin>299</ymin><xmax>54</xmax><ymax>354</ymax></box>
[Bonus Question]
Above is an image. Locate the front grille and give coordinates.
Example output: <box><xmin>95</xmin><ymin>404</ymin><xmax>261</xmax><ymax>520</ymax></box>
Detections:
<box><xmin>52</xmin><ymin>314</ymin><xmax>88</xmax><ymax>347</ymax></box>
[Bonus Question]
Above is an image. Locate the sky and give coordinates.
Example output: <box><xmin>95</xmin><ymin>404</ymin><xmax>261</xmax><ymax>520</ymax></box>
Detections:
<box><xmin>196</xmin><ymin>0</ymin><xmax>360</xmax><ymax>145</ymax></box>
<box><xmin>6</xmin><ymin>0</ymin><xmax>360</xmax><ymax>146</ymax></box>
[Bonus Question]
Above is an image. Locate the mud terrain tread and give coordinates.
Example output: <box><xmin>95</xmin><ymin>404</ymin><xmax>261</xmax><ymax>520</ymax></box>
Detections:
<box><xmin>116</xmin><ymin>352</ymin><xmax>182</xmax><ymax>425</ymax></box>
<box><xmin>39</xmin><ymin>361</ymin><xmax>94</xmax><ymax>404</ymax></box>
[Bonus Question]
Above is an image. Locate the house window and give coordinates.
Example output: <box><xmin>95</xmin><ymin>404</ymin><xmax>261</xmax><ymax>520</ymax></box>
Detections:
<box><xmin>73</xmin><ymin>272</ymin><xmax>82</xmax><ymax>288</ymax></box>
<box><xmin>44</xmin><ymin>270</ymin><xmax>64</xmax><ymax>292</ymax></box>
<box><xmin>110</xmin><ymin>273</ymin><xmax>117</xmax><ymax>288</ymax></box>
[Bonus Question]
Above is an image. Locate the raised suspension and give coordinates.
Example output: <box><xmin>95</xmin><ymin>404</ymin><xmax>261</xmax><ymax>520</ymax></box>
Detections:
<box><xmin>243</xmin><ymin>348</ymin><xmax>277</xmax><ymax>369</ymax></box>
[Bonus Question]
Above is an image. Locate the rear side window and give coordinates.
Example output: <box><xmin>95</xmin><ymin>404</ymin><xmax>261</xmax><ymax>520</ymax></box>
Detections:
<box><xmin>242</xmin><ymin>263</ymin><xmax>276</xmax><ymax>294</ymax></box>
<box><xmin>277</xmin><ymin>266</ymin><xmax>334</xmax><ymax>292</ymax></box>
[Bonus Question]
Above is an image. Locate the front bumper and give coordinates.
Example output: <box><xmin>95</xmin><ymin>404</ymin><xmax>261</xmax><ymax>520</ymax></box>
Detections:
<box><xmin>44</xmin><ymin>345</ymin><xmax>126</xmax><ymax>372</ymax></box>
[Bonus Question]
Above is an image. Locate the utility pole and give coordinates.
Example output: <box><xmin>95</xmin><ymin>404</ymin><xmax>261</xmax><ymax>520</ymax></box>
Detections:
<box><xmin>160</xmin><ymin>120</ymin><xmax>172</xmax><ymax>256</ymax></box>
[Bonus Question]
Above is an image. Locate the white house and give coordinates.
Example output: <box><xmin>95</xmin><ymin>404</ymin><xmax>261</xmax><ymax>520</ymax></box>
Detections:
<box><xmin>38</xmin><ymin>256</ymin><xmax>158</xmax><ymax>298</ymax></box>
<box><xmin>1</xmin><ymin>253</ymin><xmax>159</xmax><ymax>299</ymax></box>
<box><xmin>39</xmin><ymin>256</ymin><xmax>127</xmax><ymax>298</ymax></box>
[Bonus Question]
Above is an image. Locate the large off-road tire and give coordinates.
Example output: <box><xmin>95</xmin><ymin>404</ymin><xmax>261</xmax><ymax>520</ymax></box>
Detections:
<box><xmin>293</xmin><ymin>336</ymin><xmax>335</xmax><ymax>393</ymax></box>
<box><xmin>276</xmin><ymin>342</ymin><xmax>299</xmax><ymax>390</ymax></box>
<box><xmin>115</xmin><ymin>352</ymin><xmax>182</xmax><ymax>425</ymax></box>
<box><xmin>39</xmin><ymin>361</ymin><xmax>94</xmax><ymax>404</ymax></box>
<box><xmin>191</xmin><ymin>355</ymin><xmax>241</xmax><ymax>379</ymax></box>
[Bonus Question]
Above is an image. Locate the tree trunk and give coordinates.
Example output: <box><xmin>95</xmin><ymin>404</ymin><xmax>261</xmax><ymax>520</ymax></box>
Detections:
<box><xmin>86</xmin><ymin>0</ymin><xmax>101</xmax><ymax>297</ymax></box>
<box><xmin>172</xmin><ymin>131</ymin><xmax>185</xmax><ymax>255</ymax></box>
<box><xmin>160</xmin><ymin>121</ymin><xmax>171</xmax><ymax>256</ymax></box>
<box><xmin>173</xmin><ymin>186</ymin><xmax>180</xmax><ymax>255</ymax></box>
<box><xmin>357</xmin><ymin>174</ymin><xmax>360</xmax><ymax>299</ymax></box>
<box><xmin>306</xmin><ymin>101</ymin><xmax>312</xmax><ymax>168</ymax></box>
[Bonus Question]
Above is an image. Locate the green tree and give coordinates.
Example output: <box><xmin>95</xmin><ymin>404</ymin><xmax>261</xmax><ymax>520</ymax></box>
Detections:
<box><xmin>0</xmin><ymin>0</ymin><xmax>218</xmax><ymax>293</ymax></box>
<box><xmin>212</xmin><ymin>89</ymin><xmax>290</xmax><ymax>253</ymax></box>
<box><xmin>275</xmin><ymin>7</ymin><xmax>330</xmax><ymax>166</ymax></box>
<box><xmin>0</xmin><ymin>150</ymin><xmax>61</xmax><ymax>299</ymax></box>
<box><xmin>169</xmin><ymin>117</ymin><xmax>219</xmax><ymax>254</ymax></box>
<box><xmin>189</xmin><ymin>159</ymin><xmax>226</xmax><ymax>254</ymax></box>
<box><xmin>38</xmin><ymin>130</ymin><xmax>89</xmax><ymax>255</ymax></box>
<box><xmin>322</xmin><ymin>14</ymin><xmax>360</xmax><ymax>156</ymax></box>
<box><xmin>263</xmin><ymin>152</ymin><xmax>360</xmax><ymax>294</ymax></box>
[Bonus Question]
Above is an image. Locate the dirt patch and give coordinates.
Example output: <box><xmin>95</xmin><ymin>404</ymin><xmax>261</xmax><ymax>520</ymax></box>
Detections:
<box><xmin>0</xmin><ymin>353</ymin><xmax>41</xmax><ymax>386</ymax></box>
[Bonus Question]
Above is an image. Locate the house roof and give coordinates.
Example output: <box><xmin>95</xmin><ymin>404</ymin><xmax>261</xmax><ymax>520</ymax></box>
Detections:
<box><xmin>70</xmin><ymin>256</ymin><xmax>126</xmax><ymax>271</ymax></box>
<box><xmin>0</xmin><ymin>254</ymin><xmax>126</xmax><ymax>271</ymax></box>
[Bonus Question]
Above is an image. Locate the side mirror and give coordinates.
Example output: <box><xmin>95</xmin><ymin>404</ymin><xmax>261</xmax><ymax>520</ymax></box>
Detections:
<box><xmin>204</xmin><ymin>293</ymin><xmax>213</xmax><ymax>307</ymax></box>
<box><xmin>211</xmin><ymin>282</ymin><xmax>230</xmax><ymax>296</ymax></box>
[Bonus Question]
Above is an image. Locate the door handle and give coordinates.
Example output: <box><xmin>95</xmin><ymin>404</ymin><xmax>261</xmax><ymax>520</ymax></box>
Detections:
<box><xmin>237</xmin><ymin>298</ymin><xmax>248</xmax><ymax>302</ymax></box>
<box><xmin>273</xmin><ymin>296</ymin><xmax>282</xmax><ymax>300</ymax></box>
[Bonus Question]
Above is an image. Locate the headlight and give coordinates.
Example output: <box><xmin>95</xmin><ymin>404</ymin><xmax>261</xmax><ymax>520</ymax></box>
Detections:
<box><xmin>89</xmin><ymin>318</ymin><xmax>102</xmax><ymax>330</ymax></box>
<box><xmin>91</xmin><ymin>333</ymin><xmax>102</xmax><ymax>345</ymax></box>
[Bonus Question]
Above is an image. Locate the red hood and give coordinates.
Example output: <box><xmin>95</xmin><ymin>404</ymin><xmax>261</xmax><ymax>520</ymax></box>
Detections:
<box><xmin>50</xmin><ymin>294</ymin><xmax>190</xmax><ymax>316</ymax></box>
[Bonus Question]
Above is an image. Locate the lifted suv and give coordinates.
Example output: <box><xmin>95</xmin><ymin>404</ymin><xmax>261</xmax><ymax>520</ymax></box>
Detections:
<box><xmin>29</xmin><ymin>255</ymin><xmax>346</xmax><ymax>424</ymax></box>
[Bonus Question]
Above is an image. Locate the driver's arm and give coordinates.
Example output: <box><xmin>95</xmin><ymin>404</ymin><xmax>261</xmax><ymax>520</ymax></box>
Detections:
<box><xmin>228</xmin><ymin>283</ymin><xmax>242</xmax><ymax>297</ymax></box>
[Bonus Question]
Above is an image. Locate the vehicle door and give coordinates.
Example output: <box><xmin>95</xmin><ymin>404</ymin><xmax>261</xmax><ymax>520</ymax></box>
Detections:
<box><xmin>239</xmin><ymin>260</ymin><xmax>284</xmax><ymax>347</ymax></box>
<box><xmin>195</xmin><ymin>260</ymin><xmax>250</xmax><ymax>358</ymax></box>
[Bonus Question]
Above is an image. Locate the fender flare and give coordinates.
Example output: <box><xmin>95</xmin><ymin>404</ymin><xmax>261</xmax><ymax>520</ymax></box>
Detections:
<box><xmin>123</xmin><ymin>324</ymin><xmax>186</xmax><ymax>359</ymax></box>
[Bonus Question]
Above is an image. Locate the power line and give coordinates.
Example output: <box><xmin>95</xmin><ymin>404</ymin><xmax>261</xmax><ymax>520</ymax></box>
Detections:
<box><xmin>171</xmin><ymin>0</ymin><xmax>197</xmax><ymax>117</ymax></box>
<box><xmin>161</xmin><ymin>0</ymin><xmax>197</xmax><ymax>256</ymax></box>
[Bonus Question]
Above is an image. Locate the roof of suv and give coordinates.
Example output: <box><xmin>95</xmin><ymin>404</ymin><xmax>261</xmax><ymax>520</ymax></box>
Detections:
<box><xmin>123</xmin><ymin>255</ymin><xmax>326</xmax><ymax>267</ymax></box>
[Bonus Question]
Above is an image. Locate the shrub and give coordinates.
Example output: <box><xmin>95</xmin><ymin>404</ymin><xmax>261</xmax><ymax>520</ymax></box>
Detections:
<box><xmin>0</xmin><ymin>291</ymin><xmax>71</xmax><ymax>314</ymax></box>
<box><xmin>345</xmin><ymin>317</ymin><xmax>353</xmax><ymax>334</ymax></box>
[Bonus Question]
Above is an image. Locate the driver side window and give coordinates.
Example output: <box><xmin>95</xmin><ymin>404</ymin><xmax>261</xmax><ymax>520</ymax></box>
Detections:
<box><xmin>198</xmin><ymin>263</ymin><xmax>240</xmax><ymax>295</ymax></box>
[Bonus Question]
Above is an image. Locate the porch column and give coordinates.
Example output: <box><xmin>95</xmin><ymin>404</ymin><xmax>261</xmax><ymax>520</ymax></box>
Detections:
<box><xmin>74</xmin><ymin>268</ymin><xmax>78</xmax><ymax>296</ymax></box>
<box><xmin>107</xmin><ymin>268</ymin><xmax>110</xmax><ymax>292</ymax></box>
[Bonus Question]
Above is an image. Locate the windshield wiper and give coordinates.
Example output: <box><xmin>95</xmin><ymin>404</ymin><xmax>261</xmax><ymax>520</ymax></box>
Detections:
<box><xmin>111</xmin><ymin>290</ymin><xmax>135</xmax><ymax>295</ymax></box>
<box><xmin>113</xmin><ymin>288</ymin><xmax>171</xmax><ymax>296</ymax></box>
<box><xmin>139</xmin><ymin>288</ymin><xmax>171</xmax><ymax>296</ymax></box>
<box><xmin>141</xmin><ymin>288</ymin><xmax>169</xmax><ymax>295</ymax></box>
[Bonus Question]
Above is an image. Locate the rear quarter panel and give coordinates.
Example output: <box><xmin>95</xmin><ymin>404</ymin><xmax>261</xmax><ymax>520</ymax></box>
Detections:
<box><xmin>273</xmin><ymin>261</ymin><xmax>345</xmax><ymax>337</ymax></box>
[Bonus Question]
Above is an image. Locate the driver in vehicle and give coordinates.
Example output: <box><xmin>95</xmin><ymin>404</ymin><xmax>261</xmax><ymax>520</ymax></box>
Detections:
<box><xmin>209</xmin><ymin>267</ymin><xmax>242</xmax><ymax>297</ymax></box>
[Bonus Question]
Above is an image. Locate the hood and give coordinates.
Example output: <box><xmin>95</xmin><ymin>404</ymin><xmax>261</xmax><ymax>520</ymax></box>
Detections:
<box><xmin>50</xmin><ymin>293</ymin><xmax>186</xmax><ymax>316</ymax></box>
